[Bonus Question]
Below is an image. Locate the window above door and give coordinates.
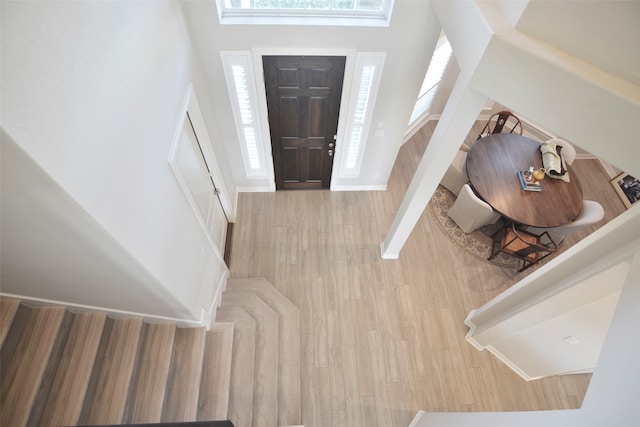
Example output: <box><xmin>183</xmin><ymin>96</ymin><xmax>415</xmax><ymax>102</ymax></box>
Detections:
<box><xmin>215</xmin><ymin>0</ymin><xmax>394</xmax><ymax>26</ymax></box>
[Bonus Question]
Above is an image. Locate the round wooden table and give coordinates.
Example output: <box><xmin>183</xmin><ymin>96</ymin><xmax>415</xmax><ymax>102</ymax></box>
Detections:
<box><xmin>466</xmin><ymin>134</ymin><xmax>583</xmax><ymax>228</ymax></box>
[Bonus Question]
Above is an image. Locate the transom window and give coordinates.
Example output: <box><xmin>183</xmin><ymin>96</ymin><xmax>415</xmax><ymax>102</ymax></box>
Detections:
<box><xmin>216</xmin><ymin>0</ymin><xmax>394</xmax><ymax>26</ymax></box>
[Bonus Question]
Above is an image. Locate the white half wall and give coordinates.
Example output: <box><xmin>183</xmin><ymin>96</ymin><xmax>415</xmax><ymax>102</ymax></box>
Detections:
<box><xmin>1</xmin><ymin>1</ymin><xmax>230</xmax><ymax>324</ymax></box>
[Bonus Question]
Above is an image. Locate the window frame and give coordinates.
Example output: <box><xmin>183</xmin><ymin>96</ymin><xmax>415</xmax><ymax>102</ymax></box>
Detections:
<box><xmin>215</xmin><ymin>0</ymin><xmax>394</xmax><ymax>27</ymax></box>
<box><xmin>338</xmin><ymin>52</ymin><xmax>385</xmax><ymax>177</ymax></box>
<box><xmin>220</xmin><ymin>51</ymin><xmax>269</xmax><ymax>179</ymax></box>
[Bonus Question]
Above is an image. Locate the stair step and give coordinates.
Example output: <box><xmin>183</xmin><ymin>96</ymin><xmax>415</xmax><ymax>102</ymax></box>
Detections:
<box><xmin>162</xmin><ymin>326</ymin><xmax>207</xmax><ymax>422</ymax></box>
<box><xmin>226</xmin><ymin>278</ymin><xmax>301</xmax><ymax>426</ymax></box>
<box><xmin>226</xmin><ymin>278</ymin><xmax>298</xmax><ymax>316</ymax></box>
<box><xmin>0</xmin><ymin>305</ymin><xmax>65</xmax><ymax>427</ymax></box>
<box><xmin>78</xmin><ymin>317</ymin><xmax>143</xmax><ymax>425</ymax></box>
<box><xmin>2</xmin><ymin>301</ymin><xmax>237</xmax><ymax>427</ymax></box>
<box><xmin>0</xmin><ymin>299</ymin><xmax>20</xmax><ymax>347</ymax></box>
<box><xmin>216</xmin><ymin>305</ymin><xmax>256</xmax><ymax>427</ymax></box>
<box><xmin>123</xmin><ymin>322</ymin><xmax>176</xmax><ymax>424</ymax></box>
<box><xmin>37</xmin><ymin>312</ymin><xmax>106</xmax><ymax>426</ymax></box>
<box><xmin>197</xmin><ymin>322</ymin><xmax>234</xmax><ymax>421</ymax></box>
<box><xmin>27</xmin><ymin>310</ymin><xmax>74</xmax><ymax>427</ymax></box>
<box><xmin>224</xmin><ymin>290</ymin><xmax>279</xmax><ymax>427</ymax></box>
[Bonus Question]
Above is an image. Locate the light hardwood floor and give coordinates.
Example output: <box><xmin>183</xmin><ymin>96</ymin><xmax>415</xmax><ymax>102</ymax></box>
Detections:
<box><xmin>229</xmin><ymin>120</ymin><xmax>627</xmax><ymax>427</ymax></box>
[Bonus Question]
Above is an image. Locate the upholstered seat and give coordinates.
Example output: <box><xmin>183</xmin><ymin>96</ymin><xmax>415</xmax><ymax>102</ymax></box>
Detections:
<box><xmin>440</xmin><ymin>150</ymin><xmax>469</xmax><ymax>196</ymax></box>
<box><xmin>447</xmin><ymin>184</ymin><xmax>501</xmax><ymax>233</ymax></box>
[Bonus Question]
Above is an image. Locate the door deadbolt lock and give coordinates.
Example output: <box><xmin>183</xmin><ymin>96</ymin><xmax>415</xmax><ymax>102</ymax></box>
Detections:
<box><xmin>328</xmin><ymin>142</ymin><xmax>334</xmax><ymax>148</ymax></box>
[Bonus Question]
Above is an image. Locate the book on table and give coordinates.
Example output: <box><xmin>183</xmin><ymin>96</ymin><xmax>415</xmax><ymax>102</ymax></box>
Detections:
<box><xmin>517</xmin><ymin>170</ymin><xmax>542</xmax><ymax>192</ymax></box>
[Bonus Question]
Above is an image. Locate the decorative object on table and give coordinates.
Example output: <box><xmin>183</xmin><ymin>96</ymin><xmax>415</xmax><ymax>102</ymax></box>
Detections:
<box><xmin>440</xmin><ymin>149</ymin><xmax>469</xmax><ymax>196</ymax></box>
<box><xmin>532</xmin><ymin>167</ymin><xmax>546</xmax><ymax>183</ymax></box>
<box><xmin>525</xmin><ymin>200</ymin><xmax>605</xmax><ymax>246</ymax></box>
<box><xmin>489</xmin><ymin>222</ymin><xmax>558</xmax><ymax>272</ymax></box>
<box><xmin>476</xmin><ymin>110</ymin><xmax>523</xmax><ymax>140</ymax></box>
<box><xmin>517</xmin><ymin>169</ymin><xmax>542</xmax><ymax>192</ymax></box>
<box><xmin>429</xmin><ymin>186</ymin><xmax>521</xmax><ymax>268</ymax></box>
<box><xmin>610</xmin><ymin>172</ymin><xmax>640</xmax><ymax>209</ymax></box>
<box><xmin>545</xmin><ymin>138</ymin><xmax>576</xmax><ymax>165</ymax></box>
<box><xmin>540</xmin><ymin>140</ymin><xmax>570</xmax><ymax>182</ymax></box>
<box><xmin>447</xmin><ymin>184</ymin><xmax>501</xmax><ymax>233</ymax></box>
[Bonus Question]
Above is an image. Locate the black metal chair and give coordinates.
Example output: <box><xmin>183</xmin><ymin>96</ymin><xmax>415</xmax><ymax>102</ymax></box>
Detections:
<box><xmin>477</xmin><ymin>110</ymin><xmax>523</xmax><ymax>140</ymax></box>
<box><xmin>489</xmin><ymin>222</ymin><xmax>557</xmax><ymax>272</ymax></box>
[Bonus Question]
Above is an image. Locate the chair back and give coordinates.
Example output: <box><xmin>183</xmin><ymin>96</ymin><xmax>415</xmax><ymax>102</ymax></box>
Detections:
<box><xmin>477</xmin><ymin>110</ymin><xmax>523</xmax><ymax>140</ymax></box>
<box><xmin>558</xmin><ymin>200</ymin><xmax>605</xmax><ymax>233</ymax></box>
<box><xmin>490</xmin><ymin>222</ymin><xmax>557</xmax><ymax>271</ymax></box>
<box><xmin>447</xmin><ymin>184</ymin><xmax>500</xmax><ymax>233</ymax></box>
<box><xmin>527</xmin><ymin>200</ymin><xmax>605</xmax><ymax>245</ymax></box>
<box><xmin>440</xmin><ymin>150</ymin><xmax>469</xmax><ymax>196</ymax></box>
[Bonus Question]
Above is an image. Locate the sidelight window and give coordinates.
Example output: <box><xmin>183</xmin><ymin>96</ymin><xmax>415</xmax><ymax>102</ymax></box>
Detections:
<box><xmin>221</xmin><ymin>51</ymin><xmax>267</xmax><ymax>177</ymax></box>
<box><xmin>409</xmin><ymin>36</ymin><xmax>452</xmax><ymax>125</ymax></box>
<box><xmin>339</xmin><ymin>52</ymin><xmax>385</xmax><ymax>177</ymax></box>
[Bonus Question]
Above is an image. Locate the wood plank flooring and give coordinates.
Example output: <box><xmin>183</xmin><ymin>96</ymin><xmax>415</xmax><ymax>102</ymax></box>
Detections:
<box><xmin>229</xmin><ymin>120</ymin><xmax>626</xmax><ymax>427</ymax></box>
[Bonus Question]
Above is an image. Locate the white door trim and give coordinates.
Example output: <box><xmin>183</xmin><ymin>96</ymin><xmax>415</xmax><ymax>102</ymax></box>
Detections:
<box><xmin>251</xmin><ymin>47</ymin><xmax>358</xmax><ymax>190</ymax></box>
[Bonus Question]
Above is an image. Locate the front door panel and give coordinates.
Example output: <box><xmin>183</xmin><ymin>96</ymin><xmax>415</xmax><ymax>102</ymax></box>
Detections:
<box><xmin>263</xmin><ymin>56</ymin><xmax>345</xmax><ymax>190</ymax></box>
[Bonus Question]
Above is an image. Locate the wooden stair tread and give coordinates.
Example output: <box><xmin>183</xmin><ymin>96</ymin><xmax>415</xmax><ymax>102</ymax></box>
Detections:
<box><xmin>0</xmin><ymin>306</ymin><xmax>65</xmax><ymax>427</ymax></box>
<box><xmin>38</xmin><ymin>313</ymin><xmax>106</xmax><ymax>426</ymax></box>
<box><xmin>224</xmin><ymin>279</ymin><xmax>302</xmax><ymax>426</ymax></box>
<box><xmin>123</xmin><ymin>322</ymin><xmax>176</xmax><ymax>424</ymax></box>
<box><xmin>226</xmin><ymin>278</ymin><xmax>298</xmax><ymax>315</ymax></box>
<box><xmin>0</xmin><ymin>299</ymin><xmax>20</xmax><ymax>347</ymax></box>
<box><xmin>78</xmin><ymin>317</ymin><xmax>143</xmax><ymax>425</ymax></box>
<box><xmin>215</xmin><ymin>305</ymin><xmax>256</xmax><ymax>427</ymax></box>
<box><xmin>228</xmin><ymin>291</ymin><xmax>279</xmax><ymax>427</ymax></box>
<box><xmin>1</xmin><ymin>280</ymin><xmax>299</xmax><ymax>427</ymax></box>
<box><xmin>27</xmin><ymin>310</ymin><xmax>74</xmax><ymax>426</ymax></box>
<box><xmin>162</xmin><ymin>326</ymin><xmax>207</xmax><ymax>422</ymax></box>
<box><xmin>198</xmin><ymin>322</ymin><xmax>234</xmax><ymax>421</ymax></box>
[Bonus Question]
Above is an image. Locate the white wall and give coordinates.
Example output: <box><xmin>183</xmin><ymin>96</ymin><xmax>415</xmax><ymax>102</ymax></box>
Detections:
<box><xmin>1</xmin><ymin>1</ymin><xmax>230</xmax><ymax>325</ymax></box>
<box><xmin>182</xmin><ymin>0</ymin><xmax>440</xmax><ymax>190</ymax></box>
<box><xmin>468</xmin><ymin>262</ymin><xmax>626</xmax><ymax>380</ymax></box>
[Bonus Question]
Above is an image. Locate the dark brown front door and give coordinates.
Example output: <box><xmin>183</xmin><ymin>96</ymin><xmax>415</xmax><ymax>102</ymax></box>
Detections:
<box><xmin>263</xmin><ymin>56</ymin><xmax>346</xmax><ymax>190</ymax></box>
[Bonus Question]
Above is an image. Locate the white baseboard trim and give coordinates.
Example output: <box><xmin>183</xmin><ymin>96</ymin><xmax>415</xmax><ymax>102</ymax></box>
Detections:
<box><xmin>408</xmin><ymin>410</ymin><xmax>427</xmax><ymax>427</ymax></box>
<box><xmin>465</xmin><ymin>310</ymin><xmax>540</xmax><ymax>381</ymax></box>
<box><xmin>404</xmin><ymin>112</ymin><xmax>434</xmax><ymax>142</ymax></box>
<box><xmin>464</xmin><ymin>309</ymin><xmax>486</xmax><ymax>351</ymax></box>
<box><xmin>0</xmin><ymin>292</ymin><xmax>209</xmax><ymax>328</ymax></box>
<box><xmin>380</xmin><ymin>242</ymin><xmax>399</xmax><ymax>259</ymax></box>
<box><xmin>485</xmin><ymin>344</ymin><xmax>541</xmax><ymax>381</ymax></box>
<box><xmin>331</xmin><ymin>184</ymin><xmax>387</xmax><ymax>192</ymax></box>
<box><xmin>598</xmin><ymin>158</ymin><xmax>619</xmax><ymax>179</ymax></box>
<box><xmin>236</xmin><ymin>185</ymin><xmax>275</xmax><ymax>193</ymax></box>
<box><xmin>203</xmin><ymin>271</ymin><xmax>229</xmax><ymax>330</ymax></box>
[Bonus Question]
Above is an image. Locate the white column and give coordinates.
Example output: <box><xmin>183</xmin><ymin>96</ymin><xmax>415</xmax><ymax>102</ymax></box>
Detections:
<box><xmin>380</xmin><ymin>75</ymin><xmax>487</xmax><ymax>258</ymax></box>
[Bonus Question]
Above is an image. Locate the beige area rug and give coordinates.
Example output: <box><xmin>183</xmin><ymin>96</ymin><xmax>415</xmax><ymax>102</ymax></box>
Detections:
<box><xmin>428</xmin><ymin>186</ymin><xmax>521</xmax><ymax>268</ymax></box>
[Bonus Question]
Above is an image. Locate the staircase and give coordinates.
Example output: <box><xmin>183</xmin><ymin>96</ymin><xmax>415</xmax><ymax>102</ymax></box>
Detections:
<box><xmin>0</xmin><ymin>278</ymin><xmax>301</xmax><ymax>427</ymax></box>
<box><xmin>217</xmin><ymin>278</ymin><xmax>301</xmax><ymax>427</ymax></box>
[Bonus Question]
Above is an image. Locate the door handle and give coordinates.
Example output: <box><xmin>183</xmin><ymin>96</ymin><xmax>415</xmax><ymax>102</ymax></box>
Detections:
<box><xmin>328</xmin><ymin>142</ymin><xmax>334</xmax><ymax>148</ymax></box>
<box><xmin>328</xmin><ymin>150</ymin><xmax>334</xmax><ymax>157</ymax></box>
